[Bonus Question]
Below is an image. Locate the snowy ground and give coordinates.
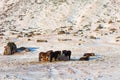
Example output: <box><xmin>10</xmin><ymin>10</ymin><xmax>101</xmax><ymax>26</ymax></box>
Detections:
<box><xmin>0</xmin><ymin>0</ymin><xmax>120</xmax><ymax>79</ymax></box>
<box><xmin>0</xmin><ymin>34</ymin><xmax>120</xmax><ymax>80</ymax></box>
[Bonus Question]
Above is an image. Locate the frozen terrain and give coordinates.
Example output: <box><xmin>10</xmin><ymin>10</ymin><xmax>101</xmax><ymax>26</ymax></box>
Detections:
<box><xmin>0</xmin><ymin>0</ymin><xmax>120</xmax><ymax>80</ymax></box>
<box><xmin>0</xmin><ymin>34</ymin><xmax>120</xmax><ymax>80</ymax></box>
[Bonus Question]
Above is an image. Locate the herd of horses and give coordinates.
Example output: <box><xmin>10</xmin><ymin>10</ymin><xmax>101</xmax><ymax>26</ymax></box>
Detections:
<box><xmin>3</xmin><ymin>42</ymin><xmax>95</xmax><ymax>62</ymax></box>
<box><xmin>39</xmin><ymin>50</ymin><xmax>95</xmax><ymax>62</ymax></box>
<box><xmin>39</xmin><ymin>50</ymin><xmax>71</xmax><ymax>62</ymax></box>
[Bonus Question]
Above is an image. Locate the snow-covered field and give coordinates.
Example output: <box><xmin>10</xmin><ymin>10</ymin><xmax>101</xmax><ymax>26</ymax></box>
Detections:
<box><xmin>0</xmin><ymin>33</ymin><xmax>120</xmax><ymax>80</ymax></box>
<box><xmin>0</xmin><ymin>0</ymin><xmax>120</xmax><ymax>80</ymax></box>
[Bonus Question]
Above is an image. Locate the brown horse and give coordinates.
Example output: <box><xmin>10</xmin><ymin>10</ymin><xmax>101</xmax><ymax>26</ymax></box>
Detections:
<box><xmin>83</xmin><ymin>53</ymin><xmax>95</xmax><ymax>56</ymax></box>
<box><xmin>79</xmin><ymin>56</ymin><xmax>89</xmax><ymax>61</ymax></box>
<box><xmin>39</xmin><ymin>50</ymin><xmax>52</xmax><ymax>62</ymax></box>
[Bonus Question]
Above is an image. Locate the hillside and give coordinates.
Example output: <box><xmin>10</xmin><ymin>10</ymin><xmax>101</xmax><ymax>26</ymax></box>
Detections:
<box><xmin>0</xmin><ymin>0</ymin><xmax>120</xmax><ymax>31</ymax></box>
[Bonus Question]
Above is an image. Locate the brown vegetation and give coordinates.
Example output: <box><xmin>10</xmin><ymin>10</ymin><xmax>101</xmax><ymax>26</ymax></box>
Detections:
<box><xmin>36</xmin><ymin>39</ymin><xmax>48</xmax><ymax>42</ymax></box>
<box><xmin>58</xmin><ymin>31</ymin><xmax>65</xmax><ymax>35</ymax></box>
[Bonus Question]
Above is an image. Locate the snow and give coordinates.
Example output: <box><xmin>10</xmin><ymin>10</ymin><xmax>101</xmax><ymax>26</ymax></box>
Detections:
<box><xmin>0</xmin><ymin>34</ymin><xmax>120</xmax><ymax>80</ymax></box>
<box><xmin>0</xmin><ymin>0</ymin><xmax>120</xmax><ymax>80</ymax></box>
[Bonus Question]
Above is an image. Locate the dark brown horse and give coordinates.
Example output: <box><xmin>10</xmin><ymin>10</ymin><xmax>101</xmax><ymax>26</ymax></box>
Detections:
<box><xmin>79</xmin><ymin>56</ymin><xmax>89</xmax><ymax>61</ymax></box>
<box><xmin>62</xmin><ymin>50</ymin><xmax>71</xmax><ymax>60</ymax></box>
<box><xmin>83</xmin><ymin>53</ymin><xmax>95</xmax><ymax>56</ymax></box>
<box><xmin>49</xmin><ymin>50</ymin><xmax>61</xmax><ymax>62</ymax></box>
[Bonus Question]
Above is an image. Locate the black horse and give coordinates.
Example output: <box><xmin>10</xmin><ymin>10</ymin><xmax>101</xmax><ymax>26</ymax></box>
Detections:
<box><xmin>50</xmin><ymin>50</ymin><xmax>61</xmax><ymax>62</ymax></box>
<box><xmin>62</xmin><ymin>50</ymin><xmax>71</xmax><ymax>60</ymax></box>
